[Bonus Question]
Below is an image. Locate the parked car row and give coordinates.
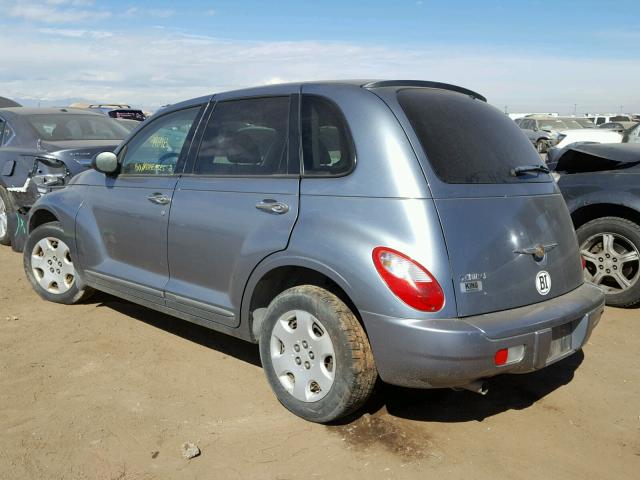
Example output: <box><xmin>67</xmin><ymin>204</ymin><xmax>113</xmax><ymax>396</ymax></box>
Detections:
<box><xmin>516</xmin><ymin>114</ymin><xmax>639</xmax><ymax>153</ymax></box>
<box><xmin>3</xmin><ymin>81</ymin><xmax>637</xmax><ymax>424</ymax></box>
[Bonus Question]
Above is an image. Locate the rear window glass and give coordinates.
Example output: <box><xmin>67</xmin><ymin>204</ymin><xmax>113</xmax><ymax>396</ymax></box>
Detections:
<box><xmin>398</xmin><ymin>89</ymin><xmax>550</xmax><ymax>184</ymax></box>
<box><xmin>301</xmin><ymin>95</ymin><xmax>354</xmax><ymax>176</ymax></box>
<box><xmin>27</xmin><ymin>114</ymin><xmax>129</xmax><ymax>141</ymax></box>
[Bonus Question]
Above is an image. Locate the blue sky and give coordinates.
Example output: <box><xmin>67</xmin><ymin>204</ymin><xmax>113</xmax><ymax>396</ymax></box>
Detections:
<box><xmin>1</xmin><ymin>0</ymin><xmax>639</xmax><ymax>112</ymax></box>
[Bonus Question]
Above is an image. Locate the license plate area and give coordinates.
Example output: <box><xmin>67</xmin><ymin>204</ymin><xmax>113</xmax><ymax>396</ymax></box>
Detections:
<box><xmin>547</xmin><ymin>322</ymin><xmax>574</xmax><ymax>363</ymax></box>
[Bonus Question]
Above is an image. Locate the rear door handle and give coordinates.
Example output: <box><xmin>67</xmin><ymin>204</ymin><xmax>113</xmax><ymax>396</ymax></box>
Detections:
<box><xmin>255</xmin><ymin>199</ymin><xmax>289</xmax><ymax>215</ymax></box>
<box><xmin>147</xmin><ymin>193</ymin><xmax>171</xmax><ymax>205</ymax></box>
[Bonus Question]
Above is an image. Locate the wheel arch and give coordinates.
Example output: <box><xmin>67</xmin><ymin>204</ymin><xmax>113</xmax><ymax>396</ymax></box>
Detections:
<box><xmin>28</xmin><ymin>207</ymin><xmax>60</xmax><ymax>234</ymax></box>
<box><xmin>241</xmin><ymin>256</ymin><xmax>362</xmax><ymax>342</ymax></box>
<box><xmin>571</xmin><ymin>203</ymin><xmax>640</xmax><ymax>230</ymax></box>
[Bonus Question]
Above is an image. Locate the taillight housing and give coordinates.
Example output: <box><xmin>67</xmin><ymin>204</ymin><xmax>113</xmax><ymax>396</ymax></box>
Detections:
<box><xmin>372</xmin><ymin>247</ymin><xmax>445</xmax><ymax>312</ymax></box>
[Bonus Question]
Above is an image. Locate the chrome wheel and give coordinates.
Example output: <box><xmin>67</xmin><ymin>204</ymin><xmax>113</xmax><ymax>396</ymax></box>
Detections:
<box><xmin>581</xmin><ymin>232</ymin><xmax>640</xmax><ymax>294</ymax></box>
<box><xmin>31</xmin><ymin>237</ymin><xmax>76</xmax><ymax>294</ymax></box>
<box><xmin>0</xmin><ymin>195</ymin><xmax>7</xmax><ymax>240</ymax></box>
<box><xmin>269</xmin><ymin>310</ymin><xmax>336</xmax><ymax>402</ymax></box>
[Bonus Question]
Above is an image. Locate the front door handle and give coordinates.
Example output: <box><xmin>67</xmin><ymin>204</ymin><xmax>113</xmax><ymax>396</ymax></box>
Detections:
<box><xmin>147</xmin><ymin>193</ymin><xmax>171</xmax><ymax>205</ymax></box>
<box><xmin>255</xmin><ymin>199</ymin><xmax>289</xmax><ymax>215</ymax></box>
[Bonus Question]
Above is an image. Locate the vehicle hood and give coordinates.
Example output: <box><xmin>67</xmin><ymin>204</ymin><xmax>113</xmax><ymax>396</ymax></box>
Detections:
<box><xmin>39</xmin><ymin>140</ymin><xmax>121</xmax><ymax>176</ymax></box>
<box><xmin>550</xmin><ymin>143</ymin><xmax>640</xmax><ymax>173</ymax></box>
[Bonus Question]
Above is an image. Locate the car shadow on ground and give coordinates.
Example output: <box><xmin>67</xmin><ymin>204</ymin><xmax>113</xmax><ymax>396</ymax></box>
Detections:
<box><xmin>92</xmin><ymin>293</ymin><xmax>261</xmax><ymax>368</ymax></box>
<box><xmin>92</xmin><ymin>292</ymin><xmax>583</xmax><ymax>423</ymax></box>
<box><xmin>360</xmin><ymin>351</ymin><xmax>584</xmax><ymax>423</ymax></box>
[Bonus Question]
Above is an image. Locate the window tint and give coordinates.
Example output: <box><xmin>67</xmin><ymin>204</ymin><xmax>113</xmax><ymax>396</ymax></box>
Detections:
<box><xmin>301</xmin><ymin>95</ymin><xmax>354</xmax><ymax>176</ymax></box>
<box><xmin>121</xmin><ymin>107</ymin><xmax>200</xmax><ymax>175</ymax></box>
<box><xmin>194</xmin><ymin>97</ymin><xmax>289</xmax><ymax>176</ymax></box>
<box><xmin>398</xmin><ymin>88</ymin><xmax>549</xmax><ymax>184</ymax></box>
<box><xmin>27</xmin><ymin>114</ymin><xmax>129</xmax><ymax>141</ymax></box>
<box><xmin>596</xmin><ymin>118</ymin><xmax>605</xmax><ymax>125</ymax></box>
<box><xmin>0</xmin><ymin>118</ymin><xmax>5</xmax><ymax>144</ymax></box>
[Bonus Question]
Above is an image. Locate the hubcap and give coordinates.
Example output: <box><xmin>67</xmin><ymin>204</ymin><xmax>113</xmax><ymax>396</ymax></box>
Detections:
<box><xmin>270</xmin><ymin>310</ymin><xmax>336</xmax><ymax>402</ymax></box>
<box><xmin>581</xmin><ymin>232</ymin><xmax>640</xmax><ymax>294</ymax></box>
<box><xmin>31</xmin><ymin>237</ymin><xmax>76</xmax><ymax>294</ymax></box>
<box><xmin>0</xmin><ymin>196</ymin><xmax>7</xmax><ymax>239</ymax></box>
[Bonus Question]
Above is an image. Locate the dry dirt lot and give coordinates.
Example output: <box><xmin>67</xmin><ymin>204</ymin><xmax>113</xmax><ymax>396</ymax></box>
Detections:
<box><xmin>1</xmin><ymin>246</ymin><xmax>639</xmax><ymax>480</ymax></box>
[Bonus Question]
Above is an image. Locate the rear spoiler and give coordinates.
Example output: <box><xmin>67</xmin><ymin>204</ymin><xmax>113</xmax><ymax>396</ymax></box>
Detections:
<box><xmin>363</xmin><ymin>80</ymin><xmax>487</xmax><ymax>102</ymax></box>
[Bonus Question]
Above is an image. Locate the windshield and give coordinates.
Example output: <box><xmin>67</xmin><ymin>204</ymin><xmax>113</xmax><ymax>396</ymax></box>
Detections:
<box><xmin>574</xmin><ymin>118</ymin><xmax>595</xmax><ymax>128</ymax></box>
<box><xmin>398</xmin><ymin>88</ymin><xmax>549</xmax><ymax>184</ymax></box>
<box><xmin>27</xmin><ymin>114</ymin><xmax>129</xmax><ymax>141</ymax></box>
<box><xmin>538</xmin><ymin>118</ymin><xmax>583</xmax><ymax>131</ymax></box>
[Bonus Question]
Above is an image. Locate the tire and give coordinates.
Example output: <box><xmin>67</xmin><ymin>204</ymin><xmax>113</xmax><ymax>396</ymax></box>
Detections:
<box><xmin>536</xmin><ymin>139</ymin><xmax>548</xmax><ymax>154</ymax></box>
<box><xmin>259</xmin><ymin>285</ymin><xmax>377</xmax><ymax>423</ymax></box>
<box><xmin>577</xmin><ymin>216</ymin><xmax>640</xmax><ymax>307</ymax></box>
<box><xmin>23</xmin><ymin>221</ymin><xmax>94</xmax><ymax>304</ymax></box>
<box><xmin>0</xmin><ymin>185</ymin><xmax>17</xmax><ymax>246</ymax></box>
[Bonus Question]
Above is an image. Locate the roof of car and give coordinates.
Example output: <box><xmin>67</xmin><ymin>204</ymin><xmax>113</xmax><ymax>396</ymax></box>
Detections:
<box><xmin>215</xmin><ymin>80</ymin><xmax>487</xmax><ymax>101</ymax></box>
<box><xmin>0</xmin><ymin>107</ymin><xmax>106</xmax><ymax>116</ymax></box>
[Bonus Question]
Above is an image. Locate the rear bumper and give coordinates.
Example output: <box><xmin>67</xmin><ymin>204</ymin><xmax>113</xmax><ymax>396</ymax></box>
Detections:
<box><xmin>363</xmin><ymin>282</ymin><xmax>605</xmax><ymax>389</ymax></box>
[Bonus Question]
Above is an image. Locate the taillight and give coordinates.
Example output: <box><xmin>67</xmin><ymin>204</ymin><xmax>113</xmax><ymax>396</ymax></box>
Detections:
<box><xmin>372</xmin><ymin>247</ymin><xmax>445</xmax><ymax>312</ymax></box>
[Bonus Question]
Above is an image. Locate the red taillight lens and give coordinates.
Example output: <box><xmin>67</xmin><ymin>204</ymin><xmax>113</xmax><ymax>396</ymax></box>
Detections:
<box><xmin>494</xmin><ymin>348</ymin><xmax>508</xmax><ymax>366</ymax></box>
<box><xmin>372</xmin><ymin>247</ymin><xmax>445</xmax><ymax>312</ymax></box>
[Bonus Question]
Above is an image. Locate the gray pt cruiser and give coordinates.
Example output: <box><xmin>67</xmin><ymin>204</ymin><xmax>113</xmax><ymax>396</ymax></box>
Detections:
<box><xmin>23</xmin><ymin>80</ymin><xmax>605</xmax><ymax>422</ymax></box>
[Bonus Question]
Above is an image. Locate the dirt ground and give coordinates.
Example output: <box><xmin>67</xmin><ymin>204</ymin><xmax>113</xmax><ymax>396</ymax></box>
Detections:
<box><xmin>1</xmin><ymin>246</ymin><xmax>639</xmax><ymax>480</ymax></box>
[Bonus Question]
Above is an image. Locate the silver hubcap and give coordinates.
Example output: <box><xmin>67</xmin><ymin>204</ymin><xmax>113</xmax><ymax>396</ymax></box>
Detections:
<box><xmin>0</xmin><ymin>196</ymin><xmax>7</xmax><ymax>239</ymax></box>
<box><xmin>270</xmin><ymin>310</ymin><xmax>336</xmax><ymax>402</ymax></box>
<box><xmin>31</xmin><ymin>237</ymin><xmax>76</xmax><ymax>294</ymax></box>
<box><xmin>581</xmin><ymin>232</ymin><xmax>640</xmax><ymax>294</ymax></box>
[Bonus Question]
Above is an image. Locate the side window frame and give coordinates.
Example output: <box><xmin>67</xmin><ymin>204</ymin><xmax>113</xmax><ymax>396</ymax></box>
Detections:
<box><xmin>117</xmin><ymin>104</ymin><xmax>205</xmax><ymax>177</ymax></box>
<box><xmin>186</xmin><ymin>94</ymin><xmax>299</xmax><ymax>177</ymax></box>
<box><xmin>299</xmin><ymin>94</ymin><xmax>356</xmax><ymax>178</ymax></box>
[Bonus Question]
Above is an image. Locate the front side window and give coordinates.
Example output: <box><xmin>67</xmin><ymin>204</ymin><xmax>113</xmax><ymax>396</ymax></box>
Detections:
<box><xmin>301</xmin><ymin>95</ymin><xmax>354</xmax><ymax>176</ymax></box>
<box><xmin>121</xmin><ymin>107</ymin><xmax>201</xmax><ymax>175</ymax></box>
<box><xmin>27</xmin><ymin>114</ymin><xmax>129</xmax><ymax>141</ymax></box>
<box><xmin>194</xmin><ymin>97</ymin><xmax>290</xmax><ymax>176</ymax></box>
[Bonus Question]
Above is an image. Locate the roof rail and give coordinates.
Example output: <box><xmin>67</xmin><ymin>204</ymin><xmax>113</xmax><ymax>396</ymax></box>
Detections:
<box><xmin>363</xmin><ymin>80</ymin><xmax>487</xmax><ymax>102</ymax></box>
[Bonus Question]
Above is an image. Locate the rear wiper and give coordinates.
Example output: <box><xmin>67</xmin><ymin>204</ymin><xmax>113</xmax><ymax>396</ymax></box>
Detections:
<box><xmin>510</xmin><ymin>164</ymin><xmax>550</xmax><ymax>176</ymax></box>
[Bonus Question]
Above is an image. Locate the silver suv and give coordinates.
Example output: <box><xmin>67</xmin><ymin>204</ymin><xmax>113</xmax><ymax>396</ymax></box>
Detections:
<box><xmin>23</xmin><ymin>81</ymin><xmax>605</xmax><ymax>423</ymax></box>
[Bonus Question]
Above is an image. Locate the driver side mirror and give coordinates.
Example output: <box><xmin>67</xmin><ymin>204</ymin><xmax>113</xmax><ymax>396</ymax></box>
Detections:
<box><xmin>92</xmin><ymin>151</ymin><xmax>119</xmax><ymax>175</ymax></box>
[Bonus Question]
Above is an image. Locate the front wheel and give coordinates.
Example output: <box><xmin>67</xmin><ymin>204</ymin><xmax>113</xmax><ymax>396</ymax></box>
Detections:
<box><xmin>536</xmin><ymin>139</ymin><xmax>549</xmax><ymax>154</ymax></box>
<box><xmin>577</xmin><ymin>216</ymin><xmax>640</xmax><ymax>307</ymax></box>
<box><xmin>23</xmin><ymin>221</ymin><xmax>93</xmax><ymax>304</ymax></box>
<box><xmin>259</xmin><ymin>285</ymin><xmax>377</xmax><ymax>423</ymax></box>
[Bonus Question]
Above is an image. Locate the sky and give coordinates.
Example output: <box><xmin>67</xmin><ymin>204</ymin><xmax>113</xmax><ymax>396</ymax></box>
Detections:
<box><xmin>0</xmin><ymin>0</ymin><xmax>639</xmax><ymax>113</ymax></box>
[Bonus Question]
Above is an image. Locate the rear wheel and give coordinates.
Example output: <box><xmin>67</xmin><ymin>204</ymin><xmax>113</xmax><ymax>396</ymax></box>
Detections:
<box><xmin>577</xmin><ymin>216</ymin><xmax>640</xmax><ymax>307</ymax></box>
<box><xmin>259</xmin><ymin>285</ymin><xmax>377</xmax><ymax>423</ymax></box>
<box><xmin>23</xmin><ymin>221</ymin><xmax>93</xmax><ymax>304</ymax></box>
<box><xmin>0</xmin><ymin>186</ymin><xmax>16</xmax><ymax>246</ymax></box>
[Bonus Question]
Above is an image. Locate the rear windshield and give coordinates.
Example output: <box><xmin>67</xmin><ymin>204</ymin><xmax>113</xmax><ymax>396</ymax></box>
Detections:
<box><xmin>398</xmin><ymin>89</ymin><xmax>550</xmax><ymax>184</ymax></box>
<box><xmin>27</xmin><ymin>114</ymin><xmax>129</xmax><ymax>141</ymax></box>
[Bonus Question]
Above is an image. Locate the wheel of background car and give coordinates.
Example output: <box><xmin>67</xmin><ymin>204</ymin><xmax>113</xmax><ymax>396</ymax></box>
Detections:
<box><xmin>577</xmin><ymin>216</ymin><xmax>640</xmax><ymax>307</ymax></box>
<box><xmin>259</xmin><ymin>285</ymin><xmax>377</xmax><ymax>423</ymax></box>
<box><xmin>536</xmin><ymin>139</ymin><xmax>548</xmax><ymax>153</ymax></box>
<box><xmin>0</xmin><ymin>185</ymin><xmax>17</xmax><ymax>246</ymax></box>
<box><xmin>23</xmin><ymin>221</ymin><xmax>93</xmax><ymax>305</ymax></box>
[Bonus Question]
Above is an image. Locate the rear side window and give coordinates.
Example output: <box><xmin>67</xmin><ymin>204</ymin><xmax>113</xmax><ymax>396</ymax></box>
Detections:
<box><xmin>194</xmin><ymin>97</ymin><xmax>289</xmax><ymax>176</ymax></box>
<box><xmin>301</xmin><ymin>95</ymin><xmax>354</xmax><ymax>176</ymax></box>
<box><xmin>398</xmin><ymin>89</ymin><xmax>548</xmax><ymax>184</ymax></box>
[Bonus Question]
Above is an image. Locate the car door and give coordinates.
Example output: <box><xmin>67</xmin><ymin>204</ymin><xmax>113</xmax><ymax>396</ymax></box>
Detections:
<box><xmin>76</xmin><ymin>106</ymin><xmax>204</xmax><ymax>303</ymax></box>
<box><xmin>165</xmin><ymin>94</ymin><xmax>300</xmax><ymax>327</ymax></box>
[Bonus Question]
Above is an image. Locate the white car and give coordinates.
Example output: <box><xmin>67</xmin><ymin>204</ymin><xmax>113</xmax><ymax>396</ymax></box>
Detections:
<box><xmin>555</xmin><ymin>128</ymin><xmax>622</xmax><ymax>149</ymax></box>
